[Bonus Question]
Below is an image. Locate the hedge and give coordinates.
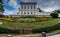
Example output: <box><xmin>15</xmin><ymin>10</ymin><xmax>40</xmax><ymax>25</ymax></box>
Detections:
<box><xmin>0</xmin><ymin>27</ymin><xmax>20</xmax><ymax>34</ymax></box>
<box><xmin>32</xmin><ymin>23</ymin><xmax>60</xmax><ymax>33</ymax></box>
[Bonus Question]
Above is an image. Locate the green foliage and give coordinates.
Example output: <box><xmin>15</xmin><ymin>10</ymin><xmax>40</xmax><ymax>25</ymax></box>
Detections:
<box><xmin>0</xmin><ymin>14</ymin><xmax>3</xmax><ymax>17</ymax></box>
<box><xmin>0</xmin><ymin>0</ymin><xmax>2</xmax><ymax>3</ymax></box>
<box><xmin>0</xmin><ymin>0</ymin><xmax>3</xmax><ymax>10</ymax></box>
<box><xmin>0</xmin><ymin>18</ymin><xmax>59</xmax><ymax>29</ymax></box>
<box><xmin>0</xmin><ymin>27</ymin><xmax>20</xmax><ymax>34</ymax></box>
<box><xmin>37</xmin><ymin>8</ymin><xmax>43</xmax><ymax>12</ymax></box>
<box><xmin>50</xmin><ymin>12</ymin><xmax>58</xmax><ymax>18</ymax></box>
<box><xmin>53</xmin><ymin>10</ymin><xmax>60</xmax><ymax>13</ymax></box>
<box><xmin>0</xmin><ymin>0</ymin><xmax>4</xmax><ymax>17</ymax></box>
<box><xmin>0</xmin><ymin>3</ymin><xmax>3</xmax><ymax>9</ymax></box>
<box><xmin>32</xmin><ymin>23</ymin><xmax>60</xmax><ymax>33</ymax></box>
<box><xmin>16</xmin><ymin>17</ymin><xmax>52</xmax><ymax>23</ymax></box>
<box><xmin>35</xmin><ymin>17</ymin><xmax>52</xmax><ymax>22</ymax></box>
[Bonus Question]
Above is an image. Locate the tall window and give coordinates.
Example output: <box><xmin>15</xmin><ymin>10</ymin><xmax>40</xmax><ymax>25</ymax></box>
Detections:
<box><xmin>34</xmin><ymin>6</ymin><xmax>35</xmax><ymax>9</ymax></box>
<box><xmin>21</xmin><ymin>6</ymin><xmax>23</xmax><ymax>9</ymax></box>
<box><xmin>34</xmin><ymin>12</ymin><xmax>36</xmax><ymax>13</ymax></box>
<box><xmin>28</xmin><ymin>6</ymin><xmax>29</xmax><ymax>9</ymax></box>
<box><xmin>24</xmin><ymin>6</ymin><xmax>26</xmax><ymax>9</ymax></box>
<box><xmin>31</xmin><ymin>12</ymin><xmax>32</xmax><ymax>14</ymax></box>
<box><xmin>31</xmin><ymin>6</ymin><xmax>32</xmax><ymax>9</ymax></box>
<box><xmin>24</xmin><ymin>12</ymin><xmax>26</xmax><ymax>14</ymax></box>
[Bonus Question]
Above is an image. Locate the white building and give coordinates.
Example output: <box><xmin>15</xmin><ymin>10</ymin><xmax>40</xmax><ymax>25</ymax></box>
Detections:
<box><xmin>11</xmin><ymin>2</ymin><xmax>51</xmax><ymax>17</ymax></box>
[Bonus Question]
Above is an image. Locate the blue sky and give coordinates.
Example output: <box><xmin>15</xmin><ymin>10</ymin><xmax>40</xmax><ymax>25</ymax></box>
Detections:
<box><xmin>2</xmin><ymin>0</ymin><xmax>60</xmax><ymax>15</ymax></box>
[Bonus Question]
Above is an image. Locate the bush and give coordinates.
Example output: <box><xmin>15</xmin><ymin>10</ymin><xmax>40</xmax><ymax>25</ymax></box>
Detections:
<box><xmin>16</xmin><ymin>17</ymin><xmax>52</xmax><ymax>23</ymax></box>
<box><xmin>50</xmin><ymin>12</ymin><xmax>58</xmax><ymax>18</ymax></box>
<box><xmin>0</xmin><ymin>27</ymin><xmax>20</xmax><ymax>34</ymax></box>
<box><xmin>0</xmin><ymin>18</ymin><xmax>15</xmax><ymax>22</ymax></box>
<box><xmin>35</xmin><ymin>17</ymin><xmax>52</xmax><ymax>22</ymax></box>
<box><xmin>32</xmin><ymin>23</ymin><xmax>60</xmax><ymax>33</ymax></box>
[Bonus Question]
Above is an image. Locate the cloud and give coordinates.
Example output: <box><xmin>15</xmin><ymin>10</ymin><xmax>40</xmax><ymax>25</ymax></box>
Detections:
<box><xmin>8</xmin><ymin>0</ymin><xmax>18</xmax><ymax>8</ymax></box>
<box><xmin>3</xmin><ymin>9</ymin><xmax>17</xmax><ymax>15</ymax></box>
<box><xmin>41</xmin><ymin>0</ymin><xmax>60</xmax><ymax>12</ymax></box>
<box><xmin>22</xmin><ymin>0</ymin><xmax>60</xmax><ymax>12</ymax></box>
<box><xmin>3</xmin><ymin>0</ymin><xmax>60</xmax><ymax>15</ymax></box>
<box><xmin>22</xmin><ymin>0</ymin><xmax>39</xmax><ymax>2</ymax></box>
<box><xmin>43</xmin><ymin>6</ymin><xmax>60</xmax><ymax>12</ymax></box>
<box><xmin>3</xmin><ymin>0</ymin><xmax>20</xmax><ymax>15</ymax></box>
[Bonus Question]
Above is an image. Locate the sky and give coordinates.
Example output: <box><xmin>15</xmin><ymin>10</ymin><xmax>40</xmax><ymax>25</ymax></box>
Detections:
<box><xmin>2</xmin><ymin>0</ymin><xmax>60</xmax><ymax>15</ymax></box>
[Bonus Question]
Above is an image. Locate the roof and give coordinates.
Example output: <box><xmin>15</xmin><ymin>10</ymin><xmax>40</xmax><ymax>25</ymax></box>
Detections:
<box><xmin>20</xmin><ymin>2</ymin><xmax>37</xmax><ymax>5</ymax></box>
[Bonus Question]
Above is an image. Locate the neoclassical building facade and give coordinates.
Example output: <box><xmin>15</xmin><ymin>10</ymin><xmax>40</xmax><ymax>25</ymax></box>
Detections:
<box><xmin>18</xmin><ymin>2</ymin><xmax>39</xmax><ymax>17</ymax></box>
<box><xmin>10</xmin><ymin>2</ymin><xmax>51</xmax><ymax>17</ymax></box>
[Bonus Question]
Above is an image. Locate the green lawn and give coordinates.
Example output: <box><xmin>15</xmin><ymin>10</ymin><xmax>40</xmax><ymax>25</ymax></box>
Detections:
<box><xmin>0</xmin><ymin>18</ymin><xmax>60</xmax><ymax>29</ymax></box>
<box><xmin>0</xmin><ymin>18</ymin><xmax>59</xmax><ymax>36</ymax></box>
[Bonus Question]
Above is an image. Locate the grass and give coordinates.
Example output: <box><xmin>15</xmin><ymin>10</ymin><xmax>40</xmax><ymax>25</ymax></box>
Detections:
<box><xmin>0</xmin><ymin>18</ymin><xmax>59</xmax><ymax>36</ymax></box>
<box><xmin>49</xmin><ymin>29</ymin><xmax>60</xmax><ymax>33</ymax></box>
<box><xmin>0</xmin><ymin>18</ymin><xmax>60</xmax><ymax>29</ymax></box>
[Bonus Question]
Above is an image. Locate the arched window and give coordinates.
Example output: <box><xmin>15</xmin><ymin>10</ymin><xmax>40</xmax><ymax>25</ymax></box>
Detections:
<box><xmin>17</xmin><ymin>13</ymin><xmax>19</xmax><ymax>14</ymax></box>
<box><xmin>31</xmin><ymin>12</ymin><xmax>32</xmax><ymax>14</ymax></box>
<box><xmin>24</xmin><ymin>12</ymin><xmax>26</xmax><ymax>14</ymax></box>
<box><xmin>28</xmin><ymin>12</ymin><xmax>29</xmax><ymax>14</ymax></box>
<box><xmin>21</xmin><ymin>12</ymin><xmax>23</xmax><ymax>14</ymax></box>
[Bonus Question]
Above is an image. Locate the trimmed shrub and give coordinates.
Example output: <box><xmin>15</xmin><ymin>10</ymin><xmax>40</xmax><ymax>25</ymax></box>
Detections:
<box><xmin>35</xmin><ymin>17</ymin><xmax>52</xmax><ymax>22</ymax></box>
<box><xmin>50</xmin><ymin>12</ymin><xmax>58</xmax><ymax>18</ymax></box>
<box><xmin>32</xmin><ymin>23</ymin><xmax>60</xmax><ymax>33</ymax></box>
<box><xmin>0</xmin><ymin>27</ymin><xmax>20</xmax><ymax>34</ymax></box>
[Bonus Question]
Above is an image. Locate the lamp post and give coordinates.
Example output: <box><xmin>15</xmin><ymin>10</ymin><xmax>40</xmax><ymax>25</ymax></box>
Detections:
<box><xmin>42</xmin><ymin>32</ymin><xmax>46</xmax><ymax>37</ymax></box>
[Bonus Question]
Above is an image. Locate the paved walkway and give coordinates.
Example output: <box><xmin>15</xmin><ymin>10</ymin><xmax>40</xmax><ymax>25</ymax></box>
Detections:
<box><xmin>13</xmin><ymin>34</ymin><xmax>60</xmax><ymax>37</ymax></box>
<box><xmin>48</xmin><ymin>34</ymin><xmax>60</xmax><ymax>37</ymax></box>
<box><xmin>13</xmin><ymin>34</ymin><xmax>41</xmax><ymax>37</ymax></box>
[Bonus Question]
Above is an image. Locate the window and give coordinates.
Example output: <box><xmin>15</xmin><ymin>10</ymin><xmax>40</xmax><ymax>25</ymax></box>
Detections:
<box><xmin>21</xmin><ymin>12</ymin><xmax>23</xmax><ymax>14</ymax></box>
<box><xmin>28</xmin><ymin>12</ymin><xmax>29</xmax><ymax>14</ymax></box>
<box><xmin>24</xmin><ymin>6</ymin><xmax>26</xmax><ymax>9</ymax></box>
<box><xmin>17</xmin><ymin>13</ymin><xmax>19</xmax><ymax>14</ymax></box>
<box><xmin>34</xmin><ymin>12</ymin><xmax>36</xmax><ymax>13</ymax></box>
<box><xmin>18</xmin><ymin>8</ymin><xmax>20</xmax><ymax>11</ymax></box>
<box><xmin>34</xmin><ymin>6</ymin><xmax>35</xmax><ymax>9</ymax></box>
<box><xmin>24</xmin><ymin>12</ymin><xmax>26</xmax><ymax>14</ymax></box>
<box><xmin>21</xmin><ymin>6</ymin><xmax>23</xmax><ymax>9</ymax></box>
<box><xmin>28</xmin><ymin>6</ymin><xmax>29</xmax><ymax>9</ymax></box>
<box><xmin>31</xmin><ymin>6</ymin><xmax>32</xmax><ymax>9</ymax></box>
<box><xmin>31</xmin><ymin>12</ymin><xmax>32</xmax><ymax>14</ymax></box>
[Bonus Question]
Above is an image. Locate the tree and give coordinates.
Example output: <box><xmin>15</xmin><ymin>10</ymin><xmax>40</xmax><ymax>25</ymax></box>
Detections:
<box><xmin>37</xmin><ymin>8</ymin><xmax>44</xmax><ymax>12</ymax></box>
<box><xmin>0</xmin><ymin>0</ymin><xmax>4</xmax><ymax>17</ymax></box>
<box><xmin>53</xmin><ymin>10</ymin><xmax>60</xmax><ymax>13</ymax></box>
<box><xmin>50</xmin><ymin>12</ymin><xmax>58</xmax><ymax>18</ymax></box>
